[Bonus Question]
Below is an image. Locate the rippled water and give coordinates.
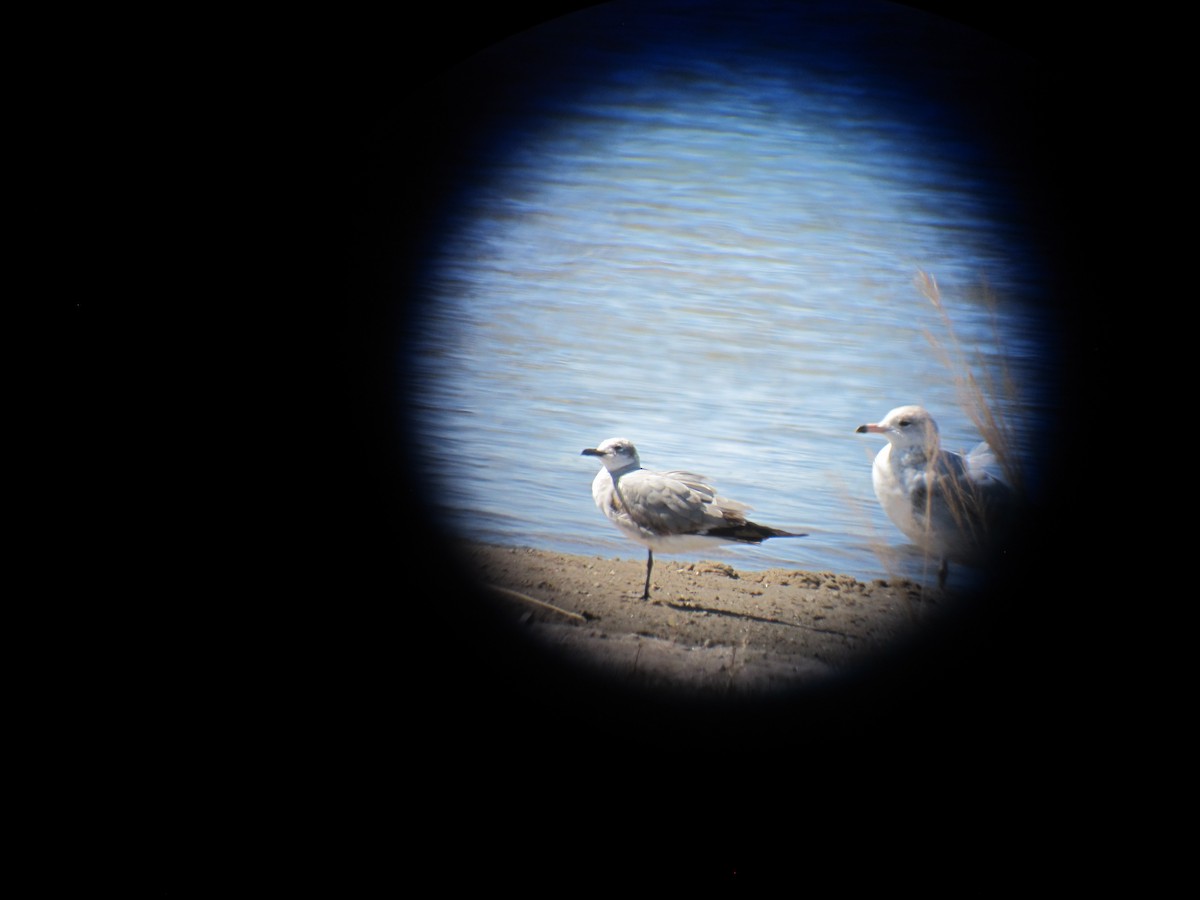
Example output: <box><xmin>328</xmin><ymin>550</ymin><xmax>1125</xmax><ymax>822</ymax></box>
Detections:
<box><xmin>405</xmin><ymin>0</ymin><xmax>1063</xmax><ymax>588</ymax></box>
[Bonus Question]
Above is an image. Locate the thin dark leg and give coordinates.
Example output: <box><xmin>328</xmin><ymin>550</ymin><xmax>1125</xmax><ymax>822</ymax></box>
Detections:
<box><xmin>643</xmin><ymin>549</ymin><xmax>654</xmax><ymax>600</ymax></box>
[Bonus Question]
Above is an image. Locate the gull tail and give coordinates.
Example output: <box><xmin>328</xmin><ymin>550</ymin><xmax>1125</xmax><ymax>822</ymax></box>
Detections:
<box><xmin>703</xmin><ymin>522</ymin><xmax>807</xmax><ymax>544</ymax></box>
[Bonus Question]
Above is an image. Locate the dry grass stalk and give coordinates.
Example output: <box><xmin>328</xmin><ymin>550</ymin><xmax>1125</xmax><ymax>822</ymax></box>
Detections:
<box><xmin>913</xmin><ymin>269</ymin><xmax>1025</xmax><ymax>496</ymax></box>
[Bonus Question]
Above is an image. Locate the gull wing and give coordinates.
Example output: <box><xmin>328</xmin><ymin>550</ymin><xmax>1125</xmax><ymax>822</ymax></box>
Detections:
<box><xmin>910</xmin><ymin>446</ymin><xmax>1015</xmax><ymax>558</ymax></box>
<box><xmin>613</xmin><ymin>470</ymin><xmax>712</xmax><ymax>535</ymax></box>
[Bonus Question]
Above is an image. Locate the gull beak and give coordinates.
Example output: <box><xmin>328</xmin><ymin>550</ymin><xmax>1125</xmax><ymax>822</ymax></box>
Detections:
<box><xmin>581</xmin><ymin>448</ymin><xmax>602</xmax><ymax>456</ymax></box>
<box><xmin>856</xmin><ymin>423</ymin><xmax>885</xmax><ymax>434</ymax></box>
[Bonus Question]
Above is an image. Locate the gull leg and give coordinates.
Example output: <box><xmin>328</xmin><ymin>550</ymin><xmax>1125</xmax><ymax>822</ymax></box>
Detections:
<box><xmin>642</xmin><ymin>549</ymin><xmax>654</xmax><ymax>600</ymax></box>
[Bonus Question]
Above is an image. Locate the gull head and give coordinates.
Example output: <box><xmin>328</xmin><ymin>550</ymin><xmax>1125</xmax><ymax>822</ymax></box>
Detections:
<box><xmin>855</xmin><ymin>405</ymin><xmax>940</xmax><ymax>453</ymax></box>
<box><xmin>581</xmin><ymin>437</ymin><xmax>641</xmax><ymax>473</ymax></box>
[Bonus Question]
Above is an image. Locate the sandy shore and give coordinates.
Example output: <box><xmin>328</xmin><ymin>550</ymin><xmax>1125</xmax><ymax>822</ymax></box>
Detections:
<box><xmin>458</xmin><ymin>540</ymin><xmax>970</xmax><ymax>698</ymax></box>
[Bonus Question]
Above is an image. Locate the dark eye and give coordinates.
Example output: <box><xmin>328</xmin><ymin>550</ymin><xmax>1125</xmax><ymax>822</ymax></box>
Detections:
<box><xmin>898</xmin><ymin>419</ymin><xmax>910</xmax><ymax>427</ymax></box>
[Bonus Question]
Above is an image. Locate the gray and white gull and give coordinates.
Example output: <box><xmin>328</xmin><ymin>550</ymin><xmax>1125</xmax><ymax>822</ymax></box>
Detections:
<box><xmin>855</xmin><ymin>405</ymin><xmax>1016</xmax><ymax>588</ymax></box>
<box><xmin>581</xmin><ymin>438</ymin><xmax>806</xmax><ymax>599</ymax></box>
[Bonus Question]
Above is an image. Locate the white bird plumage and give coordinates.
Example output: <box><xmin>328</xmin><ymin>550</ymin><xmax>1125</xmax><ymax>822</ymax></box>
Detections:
<box><xmin>856</xmin><ymin>405</ymin><xmax>1016</xmax><ymax>588</ymax></box>
<box><xmin>581</xmin><ymin>438</ymin><xmax>805</xmax><ymax>599</ymax></box>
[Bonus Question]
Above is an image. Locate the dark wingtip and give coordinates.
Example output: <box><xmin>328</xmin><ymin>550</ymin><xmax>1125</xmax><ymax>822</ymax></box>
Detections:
<box><xmin>704</xmin><ymin>524</ymin><xmax>808</xmax><ymax>543</ymax></box>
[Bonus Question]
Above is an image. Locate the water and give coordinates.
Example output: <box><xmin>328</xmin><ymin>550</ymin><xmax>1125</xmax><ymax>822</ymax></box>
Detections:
<box><xmin>404</xmin><ymin>0</ymin><xmax>1063</xmax><ymax>588</ymax></box>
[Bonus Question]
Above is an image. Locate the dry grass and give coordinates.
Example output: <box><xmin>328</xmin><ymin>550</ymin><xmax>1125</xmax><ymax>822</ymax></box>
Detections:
<box><xmin>914</xmin><ymin>269</ymin><xmax>1025</xmax><ymax>496</ymax></box>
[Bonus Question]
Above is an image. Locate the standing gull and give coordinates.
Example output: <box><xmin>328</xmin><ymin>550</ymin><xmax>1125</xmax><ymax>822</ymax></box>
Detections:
<box><xmin>581</xmin><ymin>438</ymin><xmax>805</xmax><ymax>600</ymax></box>
<box><xmin>855</xmin><ymin>405</ymin><xmax>1016</xmax><ymax>588</ymax></box>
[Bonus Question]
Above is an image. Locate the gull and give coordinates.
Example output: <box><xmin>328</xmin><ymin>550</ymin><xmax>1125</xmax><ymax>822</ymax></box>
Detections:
<box><xmin>581</xmin><ymin>438</ymin><xmax>805</xmax><ymax>600</ymax></box>
<box><xmin>855</xmin><ymin>405</ymin><xmax>1016</xmax><ymax>589</ymax></box>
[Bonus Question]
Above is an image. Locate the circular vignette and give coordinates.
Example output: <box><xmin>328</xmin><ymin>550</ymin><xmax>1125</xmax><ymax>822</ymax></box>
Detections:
<box><xmin>344</xmin><ymin>0</ymin><xmax>1092</xmax><ymax>740</ymax></box>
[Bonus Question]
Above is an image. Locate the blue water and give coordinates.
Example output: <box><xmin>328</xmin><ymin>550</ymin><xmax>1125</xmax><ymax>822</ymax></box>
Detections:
<box><xmin>405</xmin><ymin>0</ymin><xmax>1062</xmax><ymax>587</ymax></box>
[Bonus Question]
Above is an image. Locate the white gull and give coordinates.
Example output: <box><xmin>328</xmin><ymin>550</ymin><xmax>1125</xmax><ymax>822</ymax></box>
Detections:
<box><xmin>581</xmin><ymin>437</ymin><xmax>806</xmax><ymax>600</ymax></box>
<box><xmin>855</xmin><ymin>405</ymin><xmax>1016</xmax><ymax>588</ymax></box>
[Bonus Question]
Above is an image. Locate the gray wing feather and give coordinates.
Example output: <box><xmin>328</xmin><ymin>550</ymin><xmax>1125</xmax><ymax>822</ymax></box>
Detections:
<box><xmin>661</xmin><ymin>470</ymin><xmax>752</xmax><ymax>515</ymax></box>
<box><xmin>912</xmin><ymin>447</ymin><xmax>1016</xmax><ymax>558</ymax></box>
<box><xmin>616</xmin><ymin>469</ymin><xmax>751</xmax><ymax>535</ymax></box>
